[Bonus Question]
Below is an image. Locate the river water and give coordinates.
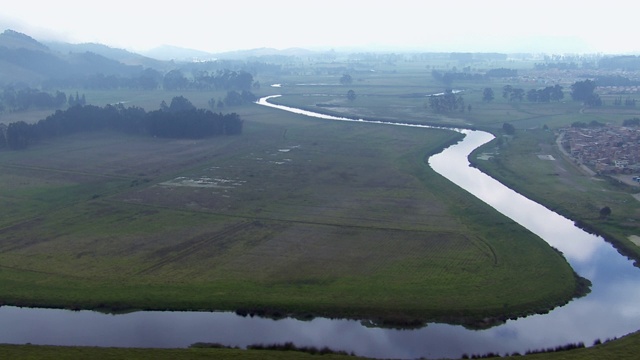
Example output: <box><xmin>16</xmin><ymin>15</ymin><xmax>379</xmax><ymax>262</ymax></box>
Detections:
<box><xmin>1</xmin><ymin>95</ymin><xmax>639</xmax><ymax>359</ymax></box>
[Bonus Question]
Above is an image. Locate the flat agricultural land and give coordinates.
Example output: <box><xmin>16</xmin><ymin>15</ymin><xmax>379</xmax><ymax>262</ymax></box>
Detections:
<box><xmin>0</xmin><ymin>90</ymin><xmax>581</xmax><ymax>325</ymax></box>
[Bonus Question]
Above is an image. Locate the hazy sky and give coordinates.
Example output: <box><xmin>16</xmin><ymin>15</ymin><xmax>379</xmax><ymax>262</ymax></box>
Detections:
<box><xmin>1</xmin><ymin>1</ymin><xmax>639</xmax><ymax>54</ymax></box>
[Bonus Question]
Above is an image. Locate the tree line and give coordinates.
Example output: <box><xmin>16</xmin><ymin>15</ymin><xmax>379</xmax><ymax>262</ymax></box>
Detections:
<box><xmin>1</xmin><ymin>86</ymin><xmax>88</xmax><ymax>113</ymax></box>
<box><xmin>44</xmin><ymin>68</ymin><xmax>257</xmax><ymax>92</ymax></box>
<box><xmin>80</xmin><ymin>69</ymin><xmax>256</xmax><ymax>92</ymax></box>
<box><xmin>427</xmin><ymin>89</ymin><xmax>465</xmax><ymax>113</ymax></box>
<box><xmin>0</xmin><ymin>96</ymin><xmax>243</xmax><ymax>150</ymax></box>
<box><xmin>501</xmin><ymin>85</ymin><xmax>564</xmax><ymax>103</ymax></box>
<box><xmin>481</xmin><ymin>80</ymin><xmax>605</xmax><ymax>106</ymax></box>
<box><xmin>162</xmin><ymin>69</ymin><xmax>255</xmax><ymax>91</ymax></box>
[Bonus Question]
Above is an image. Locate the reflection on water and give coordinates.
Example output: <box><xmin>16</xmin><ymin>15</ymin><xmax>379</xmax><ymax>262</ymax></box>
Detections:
<box><xmin>1</xmin><ymin>97</ymin><xmax>639</xmax><ymax>359</ymax></box>
<box><xmin>429</xmin><ymin>130</ymin><xmax>603</xmax><ymax>264</ymax></box>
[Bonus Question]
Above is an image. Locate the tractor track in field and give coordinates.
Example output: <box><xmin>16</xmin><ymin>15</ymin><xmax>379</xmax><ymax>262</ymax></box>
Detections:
<box><xmin>135</xmin><ymin>221</ymin><xmax>255</xmax><ymax>275</ymax></box>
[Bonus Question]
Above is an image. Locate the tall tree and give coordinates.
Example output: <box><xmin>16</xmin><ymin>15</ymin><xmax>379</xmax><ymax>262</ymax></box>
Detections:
<box><xmin>510</xmin><ymin>88</ymin><xmax>525</xmax><ymax>102</ymax></box>
<box><xmin>482</xmin><ymin>87</ymin><xmax>494</xmax><ymax>102</ymax></box>
<box><xmin>163</xmin><ymin>70</ymin><xmax>188</xmax><ymax>91</ymax></box>
<box><xmin>428</xmin><ymin>90</ymin><xmax>464</xmax><ymax>113</ymax></box>
<box><xmin>340</xmin><ymin>74</ymin><xmax>353</xmax><ymax>85</ymax></box>
<box><xmin>550</xmin><ymin>85</ymin><xmax>564</xmax><ymax>101</ymax></box>
<box><xmin>571</xmin><ymin>80</ymin><xmax>597</xmax><ymax>102</ymax></box>
<box><xmin>502</xmin><ymin>85</ymin><xmax>513</xmax><ymax>99</ymax></box>
<box><xmin>168</xmin><ymin>96</ymin><xmax>196</xmax><ymax>112</ymax></box>
<box><xmin>502</xmin><ymin>122</ymin><xmax>515</xmax><ymax>135</ymax></box>
<box><xmin>0</xmin><ymin>124</ymin><xmax>6</xmax><ymax>149</ymax></box>
<box><xmin>6</xmin><ymin>121</ymin><xmax>31</xmax><ymax>150</ymax></box>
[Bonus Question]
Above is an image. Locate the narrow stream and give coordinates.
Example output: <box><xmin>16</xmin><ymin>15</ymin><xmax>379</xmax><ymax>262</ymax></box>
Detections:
<box><xmin>1</xmin><ymin>95</ymin><xmax>639</xmax><ymax>359</ymax></box>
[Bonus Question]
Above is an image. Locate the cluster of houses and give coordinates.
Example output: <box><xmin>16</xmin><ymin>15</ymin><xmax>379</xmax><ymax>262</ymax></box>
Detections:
<box><xmin>560</xmin><ymin>125</ymin><xmax>640</xmax><ymax>174</ymax></box>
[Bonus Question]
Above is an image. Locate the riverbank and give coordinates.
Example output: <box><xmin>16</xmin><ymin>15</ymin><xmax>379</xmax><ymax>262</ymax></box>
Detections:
<box><xmin>469</xmin><ymin>128</ymin><xmax>640</xmax><ymax>266</ymax></box>
<box><xmin>2</xmin><ymin>329</ymin><xmax>639</xmax><ymax>359</ymax></box>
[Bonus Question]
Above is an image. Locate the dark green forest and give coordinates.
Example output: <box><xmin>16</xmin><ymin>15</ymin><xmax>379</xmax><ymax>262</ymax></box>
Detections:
<box><xmin>0</xmin><ymin>96</ymin><xmax>243</xmax><ymax>150</ymax></box>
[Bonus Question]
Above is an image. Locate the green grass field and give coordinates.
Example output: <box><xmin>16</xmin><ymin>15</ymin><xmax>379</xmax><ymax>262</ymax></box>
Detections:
<box><xmin>0</xmin><ymin>344</ymin><xmax>366</xmax><ymax>360</ymax></box>
<box><xmin>0</xmin><ymin>89</ymin><xmax>583</xmax><ymax>327</ymax></box>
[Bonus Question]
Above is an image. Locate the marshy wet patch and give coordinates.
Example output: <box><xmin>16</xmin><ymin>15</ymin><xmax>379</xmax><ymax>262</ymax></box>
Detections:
<box><xmin>159</xmin><ymin>176</ymin><xmax>246</xmax><ymax>189</ymax></box>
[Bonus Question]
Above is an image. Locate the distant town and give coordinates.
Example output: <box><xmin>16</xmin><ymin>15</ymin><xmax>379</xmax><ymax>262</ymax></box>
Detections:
<box><xmin>560</xmin><ymin>123</ymin><xmax>640</xmax><ymax>175</ymax></box>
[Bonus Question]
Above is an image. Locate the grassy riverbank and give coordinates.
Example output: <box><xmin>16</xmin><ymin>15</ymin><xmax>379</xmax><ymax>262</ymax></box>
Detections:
<box><xmin>470</xmin><ymin>128</ymin><xmax>640</xmax><ymax>265</ymax></box>
<box><xmin>2</xmin><ymin>329</ymin><xmax>639</xmax><ymax>359</ymax></box>
<box><xmin>0</xmin><ymin>344</ymin><xmax>365</xmax><ymax>360</ymax></box>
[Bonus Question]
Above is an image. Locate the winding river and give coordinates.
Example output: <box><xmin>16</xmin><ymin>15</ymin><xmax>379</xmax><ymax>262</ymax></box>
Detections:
<box><xmin>1</xmin><ymin>95</ymin><xmax>639</xmax><ymax>359</ymax></box>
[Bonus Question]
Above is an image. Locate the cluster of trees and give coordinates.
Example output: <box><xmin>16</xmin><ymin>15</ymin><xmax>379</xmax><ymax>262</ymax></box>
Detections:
<box><xmin>45</xmin><ymin>68</ymin><xmax>256</xmax><ymax>92</ymax></box>
<box><xmin>0</xmin><ymin>86</ymin><xmax>89</xmax><ymax>113</ymax></box>
<box><xmin>339</xmin><ymin>74</ymin><xmax>353</xmax><ymax>85</ymax></box>
<box><xmin>623</xmin><ymin>118</ymin><xmax>640</xmax><ymax>126</ymax></box>
<box><xmin>598</xmin><ymin>55</ymin><xmax>640</xmax><ymax>71</ymax></box>
<box><xmin>67</xmin><ymin>92</ymin><xmax>87</xmax><ymax>107</ymax></box>
<box><xmin>0</xmin><ymin>96</ymin><xmax>243</xmax><ymax>150</ymax></box>
<box><xmin>427</xmin><ymin>90</ymin><xmax>465</xmax><ymax>113</ymax></box>
<box><xmin>502</xmin><ymin>85</ymin><xmax>525</xmax><ymax>102</ymax></box>
<box><xmin>1</xmin><ymin>87</ymin><xmax>68</xmax><ymax>112</ymax></box>
<box><xmin>205</xmin><ymin>90</ymin><xmax>257</xmax><ymax>110</ymax></box>
<box><xmin>480</xmin><ymin>80</ymin><xmax>611</xmax><ymax>107</ymax></box>
<box><xmin>83</xmin><ymin>68</ymin><xmax>162</xmax><ymax>90</ymax></box>
<box><xmin>593</xmin><ymin>75</ymin><xmax>640</xmax><ymax>87</ymax></box>
<box><xmin>570</xmin><ymin>79</ymin><xmax>601</xmax><ymax>107</ymax></box>
<box><xmin>164</xmin><ymin>69</ymin><xmax>255</xmax><ymax>91</ymax></box>
<box><xmin>526</xmin><ymin>85</ymin><xmax>564</xmax><ymax>102</ymax></box>
<box><xmin>612</xmin><ymin>97</ymin><xmax>636</xmax><ymax>107</ymax></box>
<box><xmin>223</xmin><ymin>90</ymin><xmax>257</xmax><ymax>107</ymax></box>
<box><xmin>502</xmin><ymin>122</ymin><xmax>515</xmax><ymax>135</ymax></box>
<box><xmin>493</xmin><ymin>81</ymin><xmax>602</xmax><ymax>105</ymax></box>
<box><xmin>482</xmin><ymin>88</ymin><xmax>494</xmax><ymax>102</ymax></box>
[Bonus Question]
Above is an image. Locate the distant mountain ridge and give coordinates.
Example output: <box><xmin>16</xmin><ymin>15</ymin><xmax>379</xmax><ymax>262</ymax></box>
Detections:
<box><xmin>0</xmin><ymin>29</ymin><xmax>150</xmax><ymax>85</ymax></box>
<box><xmin>45</xmin><ymin>41</ymin><xmax>168</xmax><ymax>69</ymax></box>
<box><xmin>0</xmin><ymin>28</ymin><xmax>319</xmax><ymax>84</ymax></box>
<box><xmin>0</xmin><ymin>29</ymin><xmax>49</xmax><ymax>51</ymax></box>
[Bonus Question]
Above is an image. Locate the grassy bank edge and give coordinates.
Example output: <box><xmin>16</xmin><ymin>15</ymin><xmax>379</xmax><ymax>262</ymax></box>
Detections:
<box><xmin>1</xmin><ymin>329</ymin><xmax>639</xmax><ymax>360</ymax></box>
<box><xmin>468</xmin><ymin>129</ymin><xmax>640</xmax><ymax>267</ymax></box>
